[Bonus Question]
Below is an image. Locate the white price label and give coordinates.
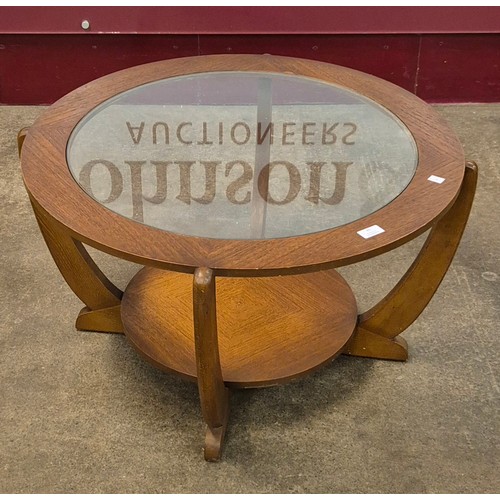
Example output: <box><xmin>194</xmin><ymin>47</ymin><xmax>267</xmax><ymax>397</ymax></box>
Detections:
<box><xmin>428</xmin><ymin>175</ymin><xmax>445</xmax><ymax>184</ymax></box>
<box><xmin>357</xmin><ymin>225</ymin><xmax>385</xmax><ymax>239</ymax></box>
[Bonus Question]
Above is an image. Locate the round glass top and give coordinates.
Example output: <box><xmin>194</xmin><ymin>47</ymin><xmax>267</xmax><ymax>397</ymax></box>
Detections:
<box><xmin>67</xmin><ymin>71</ymin><xmax>418</xmax><ymax>240</ymax></box>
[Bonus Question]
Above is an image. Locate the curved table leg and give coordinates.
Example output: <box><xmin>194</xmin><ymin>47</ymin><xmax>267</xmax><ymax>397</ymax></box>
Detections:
<box><xmin>344</xmin><ymin>161</ymin><xmax>478</xmax><ymax>361</ymax></box>
<box><xmin>30</xmin><ymin>197</ymin><xmax>124</xmax><ymax>333</ymax></box>
<box><xmin>19</xmin><ymin>127</ymin><xmax>123</xmax><ymax>333</ymax></box>
<box><xmin>17</xmin><ymin>127</ymin><xmax>29</xmax><ymax>157</ymax></box>
<box><xmin>193</xmin><ymin>268</ymin><xmax>230</xmax><ymax>462</ymax></box>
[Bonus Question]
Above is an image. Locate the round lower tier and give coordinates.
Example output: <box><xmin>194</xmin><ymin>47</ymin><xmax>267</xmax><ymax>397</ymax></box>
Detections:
<box><xmin>121</xmin><ymin>267</ymin><xmax>357</xmax><ymax>388</ymax></box>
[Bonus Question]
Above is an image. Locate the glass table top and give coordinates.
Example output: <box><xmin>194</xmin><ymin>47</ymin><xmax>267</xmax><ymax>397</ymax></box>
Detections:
<box><xmin>66</xmin><ymin>71</ymin><xmax>418</xmax><ymax>240</ymax></box>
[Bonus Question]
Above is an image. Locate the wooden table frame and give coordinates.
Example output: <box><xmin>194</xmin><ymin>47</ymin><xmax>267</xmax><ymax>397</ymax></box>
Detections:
<box><xmin>18</xmin><ymin>55</ymin><xmax>477</xmax><ymax>461</ymax></box>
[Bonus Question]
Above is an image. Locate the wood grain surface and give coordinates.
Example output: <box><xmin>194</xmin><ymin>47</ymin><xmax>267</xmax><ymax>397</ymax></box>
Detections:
<box><xmin>343</xmin><ymin>161</ymin><xmax>478</xmax><ymax>361</ymax></box>
<box><xmin>193</xmin><ymin>268</ymin><xmax>230</xmax><ymax>461</ymax></box>
<box><xmin>20</xmin><ymin>54</ymin><xmax>465</xmax><ymax>276</ymax></box>
<box><xmin>30</xmin><ymin>196</ymin><xmax>123</xmax><ymax>310</ymax></box>
<box><xmin>357</xmin><ymin>161</ymin><xmax>478</xmax><ymax>338</ymax></box>
<box><xmin>121</xmin><ymin>267</ymin><xmax>357</xmax><ymax>388</ymax></box>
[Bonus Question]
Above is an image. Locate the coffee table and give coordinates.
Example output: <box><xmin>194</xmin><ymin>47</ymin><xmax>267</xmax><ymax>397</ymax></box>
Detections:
<box><xmin>18</xmin><ymin>55</ymin><xmax>477</xmax><ymax>461</ymax></box>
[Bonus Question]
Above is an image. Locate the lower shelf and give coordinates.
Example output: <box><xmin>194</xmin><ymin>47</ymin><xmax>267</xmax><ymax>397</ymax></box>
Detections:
<box><xmin>121</xmin><ymin>267</ymin><xmax>358</xmax><ymax>388</ymax></box>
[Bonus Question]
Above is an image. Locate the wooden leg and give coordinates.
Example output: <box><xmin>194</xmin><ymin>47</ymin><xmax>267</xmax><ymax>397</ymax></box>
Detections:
<box><xmin>19</xmin><ymin>127</ymin><xmax>123</xmax><ymax>333</ymax></box>
<box><xmin>193</xmin><ymin>268</ymin><xmax>230</xmax><ymax>462</ymax></box>
<box><xmin>30</xmin><ymin>197</ymin><xmax>124</xmax><ymax>334</ymax></box>
<box><xmin>76</xmin><ymin>305</ymin><xmax>124</xmax><ymax>334</ymax></box>
<box><xmin>17</xmin><ymin>127</ymin><xmax>29</xmax><ymax>157</ymax></box>
<box><xmin>344</xmin><ymin>161</ymin><xmax>478</xmax><ymax>360</ymax></box>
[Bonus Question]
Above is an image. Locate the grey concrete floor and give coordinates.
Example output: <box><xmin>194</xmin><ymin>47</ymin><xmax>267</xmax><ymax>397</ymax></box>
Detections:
<box><xmin>1</xmin><ymin>105</ymin><xmax>499</xmax><ymax>493</ymax></box>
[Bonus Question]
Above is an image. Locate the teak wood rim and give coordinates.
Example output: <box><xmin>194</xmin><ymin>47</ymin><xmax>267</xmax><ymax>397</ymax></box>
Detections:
<box><xmin>20</xmin><ymin>54</ymin><xmax>465</xmax><ymax>276</ymax></box>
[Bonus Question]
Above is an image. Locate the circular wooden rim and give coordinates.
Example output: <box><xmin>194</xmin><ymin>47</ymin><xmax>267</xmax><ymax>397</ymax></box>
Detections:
<box><xmin>21</xmin><ymin>54</ymin><xmax>465</xmax><ymax>275</ymax></box>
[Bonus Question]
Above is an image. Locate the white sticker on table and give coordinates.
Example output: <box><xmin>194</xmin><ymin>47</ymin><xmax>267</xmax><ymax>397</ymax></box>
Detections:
<box><xmin>357</xmin><ymin>225</ymin><xmax>385</xmax><ymax>239</ymax></box>
<box><xmin>428</xmin><ymin>175</ymin><xmax>445</xmax><ymax>184</ymax></box>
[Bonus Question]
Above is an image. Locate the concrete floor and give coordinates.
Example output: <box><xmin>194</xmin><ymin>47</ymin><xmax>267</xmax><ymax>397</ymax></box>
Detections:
<box><xmin>1</xmin><ymin>104</ymin><xmax>499</xmax><ymax>493</ymax></box>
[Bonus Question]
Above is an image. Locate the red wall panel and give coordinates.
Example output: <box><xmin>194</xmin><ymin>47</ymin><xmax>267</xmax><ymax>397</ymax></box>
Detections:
<box><xmin>1</xmin><ymin>33</ymin><xmax>500</xmax><ymax>104</ymax></box>
<box><xmin>1</xmin><ymin>7</ymin><xmax>500</xmax><ymax>104</ymax></box>
<box><xmin>199</xmin><ymin>35</ymin><xmax>419</xmax><ymax>93</ymax></box>
<box><xmin>1</xmin><ymin>7</ymin><xmax>500</xmax><ymax>35</ymax></box>
<box><xmin>417</xmin><ymin>34</ymin><xmax>500</xmax><ymax>102</ymax></box>
<box><xmin>0</xmin><ymin>35</ymin><xmax>197</xmax><ymax>104</ymax></box>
